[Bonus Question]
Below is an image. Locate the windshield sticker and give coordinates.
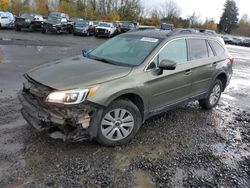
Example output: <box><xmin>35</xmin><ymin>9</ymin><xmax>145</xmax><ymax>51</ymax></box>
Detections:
<box><xmin>140</xmin><ymin>37</ymin><xmax>159</xmax><ymax>43</ymax></box>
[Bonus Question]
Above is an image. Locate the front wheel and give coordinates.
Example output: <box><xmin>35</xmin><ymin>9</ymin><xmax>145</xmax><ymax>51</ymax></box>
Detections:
<box><xmin>96</xmin><ymin>99</ymin><xmax>142</xmax><ymax>146</ymax></box>
<box><xmin>41</xmin><ymin>28</ymin><xmax>46</xmax><ymax>33</ymax></box>
<box><xmin>15</xmin><ymin>26</ymin><xmax>21</xmax><ymax>31</ymax></box>
<box><xmin>199</xmin><ymin>79</ymin><xmax>223</xmax><ymax>109</ymax></box>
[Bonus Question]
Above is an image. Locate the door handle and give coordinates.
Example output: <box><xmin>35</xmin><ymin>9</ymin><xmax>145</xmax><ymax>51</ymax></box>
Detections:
<box><xmin>184</xmin><ymin>69</ymin><xmax>192</xmax><ymax>75</ymax></box>
<box><xmin>213</xmin><ymin>62</ymin><xmax>217</xmax><ymax>66</ymax></box>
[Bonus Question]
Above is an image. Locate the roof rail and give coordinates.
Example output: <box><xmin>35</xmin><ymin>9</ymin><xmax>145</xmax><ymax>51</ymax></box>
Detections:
<box><xmin>167</xmin><ymin>28</ymin><xmax>217</xmax><ymax>37</ymax></box>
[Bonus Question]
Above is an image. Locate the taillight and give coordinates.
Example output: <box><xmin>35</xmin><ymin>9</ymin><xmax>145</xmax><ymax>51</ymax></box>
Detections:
<box><xmin>229</xmin><ymin>56</ymin><xmax>235</xmax><ymax>64</ymax></box>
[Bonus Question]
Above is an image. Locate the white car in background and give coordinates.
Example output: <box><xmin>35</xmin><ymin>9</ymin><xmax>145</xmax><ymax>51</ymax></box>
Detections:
<box><xmin>0</xmin><ymin>12</ymin><xmax>15</xmax><ymax>29</ymax></box>
<box><xmin>95</xmin><ymin>22</ymin><xmax>117</xmax><ymax>38</ymax></box>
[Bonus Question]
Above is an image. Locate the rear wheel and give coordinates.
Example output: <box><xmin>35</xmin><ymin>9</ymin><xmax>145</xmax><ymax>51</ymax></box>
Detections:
<box><xmin>41</xmin><ymin>28</ymin><xmax>46</xmax><ymax>33</ymax></box>
<box><xmin>199</xmin><ymin>79</ymin><xmax>223</xmax><ymax>109</ymax></box>
<box><xmin>96</xmin><ymin>99</ymin><xmax>142</xmax><ymax>146</ymax></box>
<box><xmin>29</xmin><ymin>24</ymin><xmax>34</xmax><ymax>32</ymax></box>
<box><xmin>15</xmin><ymin>26</ymin><xmax>21</xmax><ymax>31</ymax></box>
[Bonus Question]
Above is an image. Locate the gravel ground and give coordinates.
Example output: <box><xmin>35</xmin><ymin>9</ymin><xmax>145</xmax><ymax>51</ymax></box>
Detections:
<box><xmin>0</xmin><ymin>30</ymin><xmax>249</xmax><ymax>188</ymax></box>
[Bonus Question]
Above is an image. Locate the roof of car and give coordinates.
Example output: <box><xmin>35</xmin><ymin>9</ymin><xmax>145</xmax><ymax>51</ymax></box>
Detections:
<box><xmin>124</xmin><ymin>29</ymin><xmax>172</xmax><ymax>39</ymax></box>
<box><xmin>123</xmin><ymin>28</ymin><xmax>218</xmax><ymax>40</ymax></box>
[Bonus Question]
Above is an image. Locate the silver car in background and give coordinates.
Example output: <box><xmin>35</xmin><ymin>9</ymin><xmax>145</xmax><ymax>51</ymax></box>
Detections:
<box><xmin>0</xmin><ymin>12</ymin><xmax>15</xmax><ymax>29</ymax></box>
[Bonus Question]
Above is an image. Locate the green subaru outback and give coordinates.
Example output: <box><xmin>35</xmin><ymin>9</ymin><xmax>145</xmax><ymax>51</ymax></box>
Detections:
<box><xmin>19</xmin><ymin>29</ymin><xmax>233</xmax><ymax>146</ymax></box>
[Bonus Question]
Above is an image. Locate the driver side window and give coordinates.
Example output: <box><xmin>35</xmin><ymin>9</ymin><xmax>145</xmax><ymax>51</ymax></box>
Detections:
<box><xmin>147</xmin><ymin>39</ymin><xmax>188</xmax><ymax>70</ymax></box>
<box><xmin>159</xmin><ymin>39</ymin><xmax>187</xmax><ymax>65</ymax></box>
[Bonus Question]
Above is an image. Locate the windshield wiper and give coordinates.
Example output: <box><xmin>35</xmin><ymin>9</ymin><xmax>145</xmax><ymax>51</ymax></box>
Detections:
<box><xmin>90</xmin><ymin>55</ymin><xmax>119</xmax><ymax>66</ymax></box>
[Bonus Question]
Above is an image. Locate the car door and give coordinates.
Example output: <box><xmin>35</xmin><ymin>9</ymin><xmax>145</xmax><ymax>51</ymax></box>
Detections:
<box><xmin>146</xmin><ymin>39</ymin><xmax>193</xmax><ymax>112</ymax></box>
<box><xmin>187</xmin><ymin>38</ymin><xmax>215</xmax><ymax>98</ymax></box>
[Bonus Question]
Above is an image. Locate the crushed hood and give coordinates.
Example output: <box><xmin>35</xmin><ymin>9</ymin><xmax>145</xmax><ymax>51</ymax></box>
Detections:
<box><xmin>27</xmin><ymin>55</ymin><xmax>132</xmax><ymax>90</ymax></box>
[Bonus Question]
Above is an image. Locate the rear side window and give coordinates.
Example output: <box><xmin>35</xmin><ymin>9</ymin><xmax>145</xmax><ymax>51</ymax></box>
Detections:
<box><xmin>188</xmin><ymin>39</ymin><xmax>208</xmax><ymax>60</ymax></box>
<box><xmin>209</xmin><ymin>40</ymin><xmax>225</xmax><ymax>56</ymax></box>
<box><xmin>207</xmin><ymin>41</ymin><xmax>215</xmax><ymax>57</ymax></box>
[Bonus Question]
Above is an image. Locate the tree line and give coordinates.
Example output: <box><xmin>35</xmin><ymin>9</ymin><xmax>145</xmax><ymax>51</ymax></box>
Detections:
<box><xmin>0</xmin><ymin>0</ymin><xmax>249</xmax><ymax>37</ymax></box>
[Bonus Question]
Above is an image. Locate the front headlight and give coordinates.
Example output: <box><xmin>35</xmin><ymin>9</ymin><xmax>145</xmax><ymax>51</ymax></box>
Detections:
<box><xmin>46</xmin><ymin>86</ymin><xmax>98</xmax><ymax>105</ymax></box>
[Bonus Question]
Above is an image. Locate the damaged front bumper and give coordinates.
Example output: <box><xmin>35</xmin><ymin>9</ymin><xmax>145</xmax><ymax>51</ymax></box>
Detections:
<box><xmin>18</xmin><ymin>91</ymin><xmax>102</xmax><ymax>141</ymax></box>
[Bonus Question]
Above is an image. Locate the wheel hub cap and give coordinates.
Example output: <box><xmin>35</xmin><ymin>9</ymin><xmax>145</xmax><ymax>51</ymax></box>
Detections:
<box><xmin>209</xmin><ymin>84</ymin><xmax>221</xmax><ymax>106</ymax></box>
<box><xmin>101</xmin><ymin>108</ymin><xmax>135</xmax><ymax>141</ymax></box>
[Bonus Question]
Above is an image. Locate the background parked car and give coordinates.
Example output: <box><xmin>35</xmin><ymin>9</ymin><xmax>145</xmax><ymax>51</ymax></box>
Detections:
<box><xmin>0</xmin><ymin>11</ymin><xmax>15</xmax><ymax>29</ymax></box>
<box><xmin>95</xmin><ymin>22</ymin><xmax>117</xmax><ymax>38</ymax></box>
<box><xmin>242</xmin><ymin>38</ymin><xmax>250</xmax><ymax>47</ymax></box>
<box><xmin>42</xmin><ymin>12</ymin><xmax>73</xmax><ymax>34</ymax></box>
<box><xmin>120</xmin><ymin>22</ymin><xmax>138</xmax><ymax>33</ymax></box>
<box><xmin>15</xmin><ymin>13</ymin><xmax>44</xmax><ymax>31</ymax></box>
<box><xmin>221</xmin><ymin>35</ymin><xmax>234</xmax><ymax>45</ymax></box>
<box><xmin>231</xmin><ymin>37</ymin><xmax>244</xmax><ymax>46</ymax></box>
<box><xmin>73</xmin><ymin>20</ymin><xmax>95</xmax><ymax>36</ymax></box>
<box><xmin>160</xmin><ymin>23</ymin><xmax>174</xmax><ymax>31</ymax></box>
<box><xmin>70</xmin><ymin>17</ymin><xmax>84</xmax><ymax>24</ymax></box>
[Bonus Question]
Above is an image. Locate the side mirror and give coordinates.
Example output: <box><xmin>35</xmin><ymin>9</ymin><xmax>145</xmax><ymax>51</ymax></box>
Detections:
<box><xmin>154</xmin><ymin>59</ymin><xmax>176</xmax><ymax>75</ymax></box>
<box><xmin>159</xmin><ymin>59</ymin><xmax>176</xmax><ymax>70</ymax></box>
<box><xmin>82</xmin><ymin>49</ymin><xmax>93</xmax><ymax>57</ymax></box>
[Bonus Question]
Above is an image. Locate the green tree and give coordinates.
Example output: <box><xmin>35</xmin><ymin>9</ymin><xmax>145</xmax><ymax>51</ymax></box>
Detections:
<box><xmin>118</xmin><ymin>0</ymin><xmax>141</xmax><ymax>21</ymax></box>
<box><xmin>219</xmin><ymin>0</ymin><xmax>239</xmax><ymax>34</ymax></box>
<box><xmin>35</xmin><ymin>0</ymin><xmax>49</xmax><ymax>16</ymax></box>
<box><xmin>0</xmin><ymin>0</ymin><xmax>10</xmax><ymax>10</ymax></box>
<box><xmin>233</xmin><ymin>14</ymin><xmax>250</xmax><ymax>37</ymax></box>
<box><xmin>204</xmin><ymin>18</ymin><xmax>217</xmax><ymax>31</ymax></box>
<box><xmin>9</xmin><ymin>0</ymin><xmax>22</xmax><ymax>15</ymax></box>
<box><xmin>21</xmin><ymin>0</ymin><xmax>30</xmax><ymax>13</ymax></box>
<box><xmin>107</xmin><ymin>10</ymin><xmax>120</xmax><ymax>21</ymax></box>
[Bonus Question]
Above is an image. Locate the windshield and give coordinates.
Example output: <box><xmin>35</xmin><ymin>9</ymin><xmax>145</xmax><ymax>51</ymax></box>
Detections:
<box><xmin>89</xmin><ymin>35</ymin><xmax>161</xmax><ymax>66</ymax></box>
<box><xmin>75</xmin><ymin>22</ymin><xmax>88</xmax><ymax>27</ymax></box>
<box><xmin>122</xmin><ymin>23</ymin><xmax>134</xmax><ymax>28</ymax></box>
<box><xmin>161</xmin><ymin>24</ymin><xmax>173</xmax><ymax>30</ymax></box>
<box><xmin>48</xmin><ymin>16</ymin><xmax>61</xmax><ymax>23</ymax></box>
<box><xmin>99</xmin><ymin>23</ymin><xmax>111</xmax><ymax>27</ymax></box>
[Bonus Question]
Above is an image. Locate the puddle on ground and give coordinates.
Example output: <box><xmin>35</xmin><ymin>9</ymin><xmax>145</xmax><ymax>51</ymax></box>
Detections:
<box><xmin>115</xmin><ymin>144</ymin><xmax>164</xmax><ymax>171</ymax></box>
<box><xmin>211</xmin><ymin>143</ymin><xmax>250</xmax><ymax>168</ymax></box>
<box><xmin>133</xmin><ymin>170</ymin><xmax>154</xmax><ymax>188</ymax></box>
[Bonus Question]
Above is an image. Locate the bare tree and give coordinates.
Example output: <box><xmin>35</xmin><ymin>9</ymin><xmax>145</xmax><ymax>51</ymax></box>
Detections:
<box><xmin>160</xmin><ymin>0</ymin><xmax>181</xmax><ymax>19</ymax></box>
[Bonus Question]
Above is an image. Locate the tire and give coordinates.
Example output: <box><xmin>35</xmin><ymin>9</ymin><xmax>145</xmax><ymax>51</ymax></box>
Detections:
<box><xmin>29</xmin><ymin>24</ymin><xmax>34</xmax><ymax>32</ymax></box>
<box><xmin>199</xmin><ymin>79</ymin><xmax>223</xmax><ymax>109</ymax></box>
<box><xmin>96</xmin><ymin>99</ymin><xmax>142</xmax><ymax>146</ymax></box>
<box><xmin>15</xmin><ymin>26</ymin><xmax>21</xmax><ymax>31</ymax></box>
<box><xmin>41</xmin><ymin>28</ymin><xmax>46</xmax><ymax>33</ymax></box>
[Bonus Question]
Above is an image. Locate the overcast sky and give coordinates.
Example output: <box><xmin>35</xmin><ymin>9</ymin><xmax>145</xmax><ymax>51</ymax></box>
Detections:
<box><xmin>143</xmin><ymin>0</ymin><xmax>249</xmax><ymax>23</ymax></box>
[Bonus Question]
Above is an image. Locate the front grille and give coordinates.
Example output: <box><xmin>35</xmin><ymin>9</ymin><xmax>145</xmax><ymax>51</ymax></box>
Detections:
<box><xmin>97</xmin><ymin>29</ymin><xmax>106</xmax><ymax>34</ymax></box>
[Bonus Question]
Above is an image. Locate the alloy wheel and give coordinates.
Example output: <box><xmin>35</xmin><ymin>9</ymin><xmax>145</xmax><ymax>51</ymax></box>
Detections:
<box><xmin>101</xmin><ymin>108</ymin><xmax>135</xmax><ymax>141</ymax></box>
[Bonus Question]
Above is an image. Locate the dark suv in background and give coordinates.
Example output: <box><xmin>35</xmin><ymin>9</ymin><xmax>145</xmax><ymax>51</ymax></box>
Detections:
<box><xmin>73</xmin><ymin>21</ymin><xmax>95</xmax><ymax>36</ymax></box>
<box><xmin>42</xmin><ymin>12</ymin><xmax>73</xmax><ymax>34</ymax></box>
<box><xmin>19</xmin><ymin>29</ymin><xmax>233</xmax><ymax>146</ymax></box>
<box><xmin>15</xmin><ymin>13</ymin><xmax>44</xmax><ymax>31</ymax></box>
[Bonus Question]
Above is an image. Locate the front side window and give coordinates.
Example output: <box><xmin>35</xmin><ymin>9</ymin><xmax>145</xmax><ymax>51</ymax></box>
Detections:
<box><xmin>188</xmin><ymin>39</ymin><xmax>208</xmax><ymax>60</ymax></box>
<box><xmin>159</xmin><ymin>39</ymin><xmax>187</xmax><ymax>64</ymax></box>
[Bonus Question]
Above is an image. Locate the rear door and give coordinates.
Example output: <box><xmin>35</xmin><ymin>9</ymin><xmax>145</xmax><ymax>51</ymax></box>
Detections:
<box><xmin>146</xmin><ymin>39</ymin><xmax>193</xmax><ymax>111</ymax></box>
<box><xmin>187</xmin><ymin>38</ymin><xmax>215</xmax><ymax>98</ymax></box>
